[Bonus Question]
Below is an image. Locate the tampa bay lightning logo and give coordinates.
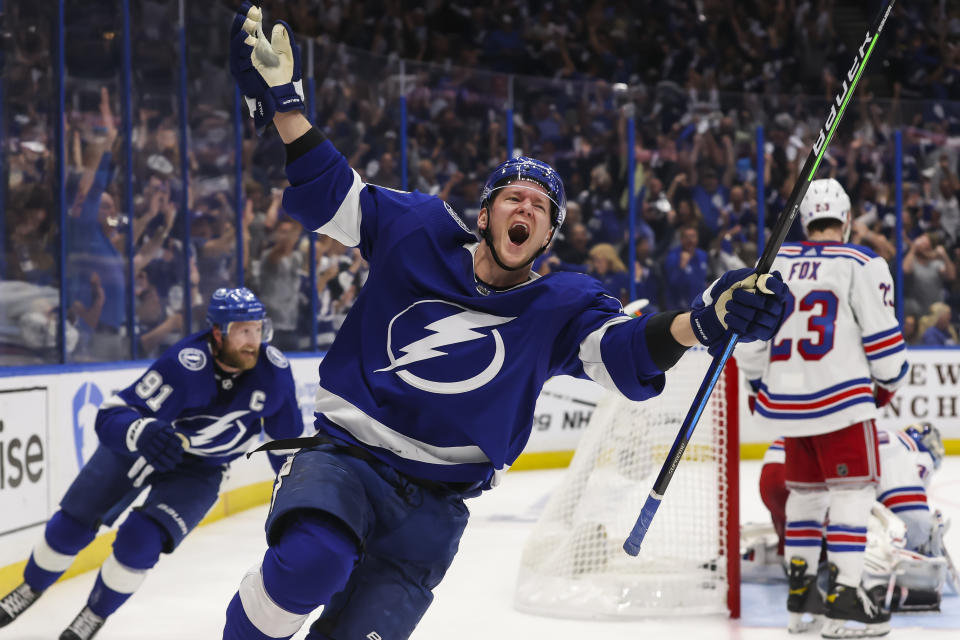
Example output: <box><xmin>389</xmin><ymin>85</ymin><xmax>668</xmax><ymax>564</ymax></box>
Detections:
<box><xmin>376</xmin><ymin>300</ymin><xmax>516</xmax><ymax>394</ymax></box>
<box><xmin>171</xmin><ymin>410</ymin><xmax>254</xmax><ymax>456</ymax></box>
<box><xmin>72</xmin><ymin>382</ymin><xmax>103</xmax><ymax>469</ymax></box>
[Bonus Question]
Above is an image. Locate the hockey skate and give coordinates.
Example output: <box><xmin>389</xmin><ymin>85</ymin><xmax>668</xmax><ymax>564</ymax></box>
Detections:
<box><xmin>822</xmin><ymin>565</ymin><xmax>890</xmax><ymax>639</ymax></box>
<box><xmin>60</xmin><ymin>606</ymin><xmax>105</xmax><ymax>640</ymax></box>
<box><xmin>0</xmin><ymin>582</ymin><xmax>41</xmax><ymax>627</ymax></box>
<box><xmin>787</xmin><ymin>557</ymin><xmax>825</xmax><ymax>633</ymax></box>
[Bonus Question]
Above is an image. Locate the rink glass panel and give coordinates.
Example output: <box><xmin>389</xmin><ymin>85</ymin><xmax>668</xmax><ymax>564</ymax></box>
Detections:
<box><xmin>1</xmin><ymin>4</ymin><xmax>959</xmax><ymax>367</ymax></box>
<box><xmin>129</xmin><ymin>0</ymin><xmax>189</xmax><ymax>359</ymax></box>
<box><xmin>0</xmin><ymin>3</ymin><xmax>61</xmax><ymax>365</ymax></box>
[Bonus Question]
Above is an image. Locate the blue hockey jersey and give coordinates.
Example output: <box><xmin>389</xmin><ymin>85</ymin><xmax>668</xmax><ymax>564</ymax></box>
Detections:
<box><xmin>95</xmin><ymin>331</ymin><xmax>305</xmax><ymax>471</ymax></box>
<box><xmin>281</xmin><ymin>138</ymin><xmax>670</xmax><ymax>486</ymax></box>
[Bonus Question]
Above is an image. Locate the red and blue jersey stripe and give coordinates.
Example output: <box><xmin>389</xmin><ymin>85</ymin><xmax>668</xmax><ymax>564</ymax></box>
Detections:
<box><xmin>785</xmin><ymin>520</ymin><xmax>824</xmax><ymax>548</ymax></box>
<box><xmin>862</xmin><ymin>327</ymin><xmax>906</xmax><ymax>362</ymax></box>
<box><xmin>878</xmin><ymin>485</ymin><xmax>929</xmax><ymax>514</ymax></box>
<box><xmin>756</xmin><ymin>378</ymin><xmax>874</xmax><ymax>420</ymax></box>
<box><xmin>779</xmin><ymin>243</ymin><xmax>875</xmax><ymax>265</ymax></box>
<box><xmin>896</xmin><ymin>430</ymin><xmax>919</xmax><ymax>452</ymax></box>
<box><xmin>826</xmin><ymin>524</ymin><xmax>867</xmax><ymax>553</ymax></box>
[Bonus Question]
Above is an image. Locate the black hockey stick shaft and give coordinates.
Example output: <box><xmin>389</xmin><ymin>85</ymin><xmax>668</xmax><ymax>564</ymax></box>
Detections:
<box><xmin>624</xmin><ymin>0</ymin><xmax>897</xmax><ymax>556</ymax></box>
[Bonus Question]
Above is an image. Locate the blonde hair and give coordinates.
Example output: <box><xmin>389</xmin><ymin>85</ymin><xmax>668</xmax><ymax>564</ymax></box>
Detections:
<box><xmin>919</xmin><ymin>302</ymin><xmax>958</xmax><ymax>341</ymax></box>
<box><xmin>588</xmin><ymin>243</ymin><xmax>627</xmax><ymax>273</ymax></box>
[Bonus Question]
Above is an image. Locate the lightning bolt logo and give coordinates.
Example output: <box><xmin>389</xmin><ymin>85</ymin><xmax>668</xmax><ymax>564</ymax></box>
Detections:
<box><xmin>378</xmin><ymin>301</ymin><xmax>516</xmax><ymax>395</ymax></box>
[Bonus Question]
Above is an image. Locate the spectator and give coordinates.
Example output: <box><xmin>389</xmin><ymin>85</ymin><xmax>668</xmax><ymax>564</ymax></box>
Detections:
<box><xmin>902</xmin><ymin>313</ymin><xmax>920</xmax><ymax>346</ymax></box>
<box><xmin>257</xmin><ymin>217</ymin><xmax>305</xmax><ymax>351</ymax></box>
<box><xmin>903</xmin><ymin>232</ymin><xmax>956</xmax><ymax>317</ymax></box>
<box><xmin>65</xmin><ymin>87</ymin><xmax>128</xmax><ymax>361</ymax></box>
<box><xmin>663</xmin><ymin>224</ymin><xmax>709</xmax><ymax>310</ymax></box>
<box><xmin>553</xmin><ymin>221</ymin><xmax>591</xmax><ymax>267</ymax></box>
<box><xmin>919</xmin><ymin>302</ymin><xmax>958</xmax><ymax>346</ymax></box>
<box><xmin>625</xmin><ymin>235</ymin><xmax>660</xmax><ymax>312</ymax></box>
<box><xmin>586</xmin><ymin>243</ymin><xmax>630</xmax><ymax>303</ymax></box>
<box><xmin>134</xmin><ymin>266</ymin><xmax>183</xmax><ymax>358</ymax></box>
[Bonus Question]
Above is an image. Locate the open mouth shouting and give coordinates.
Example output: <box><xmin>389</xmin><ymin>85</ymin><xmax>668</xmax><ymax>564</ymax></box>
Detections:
<box><xmin>508</xmin><ymin>221</ymin><xmax>530</xmax><ymax>246</ymax></box>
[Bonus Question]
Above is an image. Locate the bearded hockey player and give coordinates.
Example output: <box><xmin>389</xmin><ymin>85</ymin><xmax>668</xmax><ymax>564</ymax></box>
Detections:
<box><xmin>0</xmin><ymin>288</ymin><xmax>304</xmax><ymax>640</ymax></box>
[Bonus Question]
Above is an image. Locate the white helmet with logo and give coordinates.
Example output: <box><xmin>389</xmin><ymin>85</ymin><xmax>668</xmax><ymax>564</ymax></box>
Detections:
<box><xmin>799</xmin><ymin>178</ymin><xmax>851</xmax><ymax>238</ymax></box>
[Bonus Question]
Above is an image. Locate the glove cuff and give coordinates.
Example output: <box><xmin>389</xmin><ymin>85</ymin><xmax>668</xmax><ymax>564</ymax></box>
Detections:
<box><xmin>126</xmin><ymin>418</ymin><xmax>156</xmax><ymax>452</ymax></box>
<box><xmin>270</xmin><ymin>82</ymin><xmax>305</xmax><ymax>113</ymax></box>
<box><xmin>690</xmin><ymin>308</ymin><xmax>725</xmax><ymax>347</ymax></box>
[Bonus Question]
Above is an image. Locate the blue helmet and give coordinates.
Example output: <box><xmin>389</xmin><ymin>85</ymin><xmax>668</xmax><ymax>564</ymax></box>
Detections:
<box><xmin>481</xmin><ymin>156</ymin><xmax>567</xmax><ymax>242</ymax></box>
<box><xmin>904</xmin><ymin>422</ymin><xmax>945</xmax><ymax>470</ymax></box>
<box><xmin>206</xmin><ymin>287</ymin><xmax>267</xmax><ymax>327</ymax></box>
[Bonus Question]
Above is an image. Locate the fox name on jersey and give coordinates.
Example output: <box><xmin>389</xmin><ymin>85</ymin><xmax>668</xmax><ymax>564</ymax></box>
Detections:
<box><xmin>281</xmin><ymin>137</ymin><xmax>669</xmax><ymax>487</ymax></box>
<box><xmin>96</xmin><ymin>331</ymin><xmax>303</xmax><ymax>468</ymax></box>
<box><xmin>736</xmin><ymin>241</ymin><xmax>907</xmax><ymax>436</ymax></box>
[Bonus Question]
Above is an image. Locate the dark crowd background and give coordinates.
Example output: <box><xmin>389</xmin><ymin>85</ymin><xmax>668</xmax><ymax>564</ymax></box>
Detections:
<box><xmin>2</xmin><ymin>0</ymin><xmax>960</xmax><ymax>365</ymax></box>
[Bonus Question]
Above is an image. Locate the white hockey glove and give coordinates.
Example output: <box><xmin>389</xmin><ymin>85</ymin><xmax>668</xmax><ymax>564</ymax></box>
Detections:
<box><xmin>229</xmin><ymin>3</ymin><xmax>304</xmax><ymax>134</ymax></box>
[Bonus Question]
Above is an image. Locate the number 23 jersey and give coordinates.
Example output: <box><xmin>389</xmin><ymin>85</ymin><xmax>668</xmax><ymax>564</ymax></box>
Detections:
<box><xmin>736</xmin><ymin>241</ymin><xmax>908</xmax><ymax>436</ymax></box>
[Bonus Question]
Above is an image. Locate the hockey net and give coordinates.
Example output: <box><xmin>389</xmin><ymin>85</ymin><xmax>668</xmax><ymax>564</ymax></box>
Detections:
<box><xmin>514</xmin><ymin>348</ymin><xmax>740</xmax><ymax>618</ymax></box>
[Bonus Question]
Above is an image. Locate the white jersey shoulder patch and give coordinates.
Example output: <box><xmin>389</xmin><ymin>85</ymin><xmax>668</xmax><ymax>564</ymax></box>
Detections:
<box><xmin>178</xmin><ymin>347</ymin><xmax>207</xmax><ymax>371</ymax></box>
<box><xmin>266</xmin><ymin>345</ymin><xmax>289</xmax><ymax>369</ymax></box>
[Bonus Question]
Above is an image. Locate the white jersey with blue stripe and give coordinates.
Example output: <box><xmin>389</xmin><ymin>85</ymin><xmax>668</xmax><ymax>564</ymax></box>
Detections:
<box><xmin>876</xmin><ymin>428</ymin><xmax>935</xmax><ymax>515</ymax></box>
<box><xmin>281</xmin><ymin>138</ymin><xmax>668</xmax><ymax>486</ymax></box>
<box><xmin>736</xmin><ymin>241</ymin><xmax>908</xmax><ymax>436</ymax></box>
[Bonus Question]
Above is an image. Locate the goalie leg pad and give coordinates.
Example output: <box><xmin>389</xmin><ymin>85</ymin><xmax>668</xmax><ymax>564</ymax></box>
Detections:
<box><xmin>826</xmin><ymin>485</ymin><xmax>875</xmax><ymax>588</ymax></box>
<box><xmin>784</xmin><ymin>488</ymin><xmax>830</xmax><ymax>574</ymax></box>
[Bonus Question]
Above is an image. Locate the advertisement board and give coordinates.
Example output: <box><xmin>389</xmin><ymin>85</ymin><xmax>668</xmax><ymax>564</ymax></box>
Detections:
<box><xmin>0</xmin><ymin>388</ymin><xmax>49</xmax><ymax>536</ymax></box>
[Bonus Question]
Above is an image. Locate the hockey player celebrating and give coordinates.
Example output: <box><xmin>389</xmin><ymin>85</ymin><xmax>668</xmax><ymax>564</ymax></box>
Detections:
<box><xmin>755</xmin><ymin>423</ymin><xmax>951</xmax><ymax>610</ymax></box>
<box><xmin>222</xmin><ymin>7</ymin><xmax>789</xmax><ymax>640</ymax></box>
<box><xmin>737</xmin><ymin>178</ymin><xmax>909</xmax><ymax>638</ymax></box>
<box><xmin>0</xmin><ymin>287</ymin><xmax>304</xmax><ymax>640</ymax></box>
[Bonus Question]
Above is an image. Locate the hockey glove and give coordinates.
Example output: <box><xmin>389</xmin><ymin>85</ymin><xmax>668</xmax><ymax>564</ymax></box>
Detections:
<box><xmin>690</xmin><ymin>268</ymin><xmax>788</xmax><ymax>356</ymax></box>
<box><xmin>229</xmin><ymin>3</ymin><xmax>304</xmax><ymax>134</ymax></box>
<box><xmin>126</xmin><ymin>418</ymin><xmax>185</xmax><ymax>472</ymax></box>
<box><xmin>874</xmin><ymin>384</ymin><xmax>896</xmax><ymax>408</ymax></box>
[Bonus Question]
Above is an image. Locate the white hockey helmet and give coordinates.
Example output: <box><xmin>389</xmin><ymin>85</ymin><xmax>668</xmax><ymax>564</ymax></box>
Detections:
<box><xmin>799</xmin><ymin>178</ymin><xmax>851</xmax><ymax>237</ymax></box>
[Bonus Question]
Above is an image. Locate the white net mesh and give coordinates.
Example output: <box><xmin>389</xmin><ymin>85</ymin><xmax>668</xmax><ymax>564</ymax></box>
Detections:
<box><xmin>514</xmin><ymin>348</ymin><xmax>734</xmax><ymax>618</ymax></box>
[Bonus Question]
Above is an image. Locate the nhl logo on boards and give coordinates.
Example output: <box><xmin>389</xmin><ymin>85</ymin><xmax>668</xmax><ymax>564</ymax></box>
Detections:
<box><xmin>376</xmin><ymin>299</ymin><xmax>516</xmax><ymax>395</ymax></box>
<box><xmin>178</xmin><ymin>347</ymin><xmax>207</xmax><ymax>371</ymax></box>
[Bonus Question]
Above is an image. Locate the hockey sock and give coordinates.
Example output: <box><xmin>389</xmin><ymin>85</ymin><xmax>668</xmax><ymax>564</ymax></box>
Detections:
<box><xmin>826</xmin><ymin>485</ymin><xmax>874</xmax><ymax>587</ymax></box>
<box><xmin>224</xmin><ymin>512</ymin><xmax>359</xmax><ymax>639</ymax></box>
<box><xmin>784</xmin><ymin>488</ymin><xmax>829</xmax><ymax>574</ymax></box>
<box><xmin>23</xmin><ymin>511</ymin><xmax>98</xmax><ymax>591</ymax></box>
<box><xmin>87</xmin><ymin>510</ymin><xmax>165</xmax><ymax>618</ymax></box>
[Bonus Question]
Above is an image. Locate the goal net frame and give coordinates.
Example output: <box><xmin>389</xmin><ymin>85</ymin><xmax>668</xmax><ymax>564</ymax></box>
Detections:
<box><xmin>514</xmin><ymin>349</ymin><xmax>740</xmax><ymax>619</ymax></box>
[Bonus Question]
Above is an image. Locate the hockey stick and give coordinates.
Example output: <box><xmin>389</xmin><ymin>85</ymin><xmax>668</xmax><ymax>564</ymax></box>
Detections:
<box><xmin>624</xmin><ymin>0</ymin><xmax>897</xmax><ymax>556</ymax></box>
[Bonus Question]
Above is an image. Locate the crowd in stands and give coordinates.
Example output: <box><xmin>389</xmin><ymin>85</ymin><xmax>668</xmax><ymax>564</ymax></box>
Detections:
<box><xmin>3</xmin><ymin>0</ymin><xmax>960</xmax><ymax>365</ymax></box>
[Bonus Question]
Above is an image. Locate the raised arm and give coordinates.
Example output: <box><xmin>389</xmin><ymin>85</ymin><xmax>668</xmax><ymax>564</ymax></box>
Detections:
<box><xmin>274</xmin><ymin>111</ymin><xmax>312</xmax><ymax>143</ymax></box>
